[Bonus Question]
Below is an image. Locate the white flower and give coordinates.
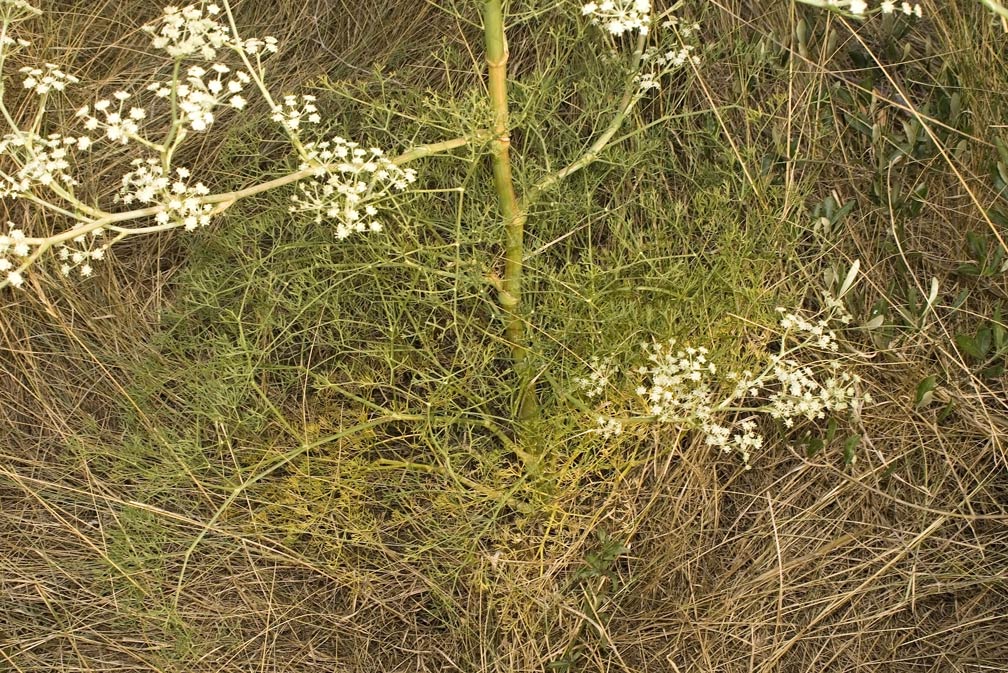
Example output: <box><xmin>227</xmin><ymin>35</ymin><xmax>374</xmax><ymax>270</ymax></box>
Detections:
<box><xmin>576</xmin><ymin>356</ymin><xmax>618</xmax><ymax>398</ymax></box>
<box><xmin>633</xmin><ymin>339</ymin><xmax>716</xmax><ymax>423</ymax></box>
<box><xmin>0</xmin><ymin>0</ymin><xmax>42</xmax><ymax>21</ymax></box>
<box><xmin>142</xmin><ymin>4</ymin><xmax>237</xmax><ymax>60</ymax></box>
<box><xmin>271</xmin><ymin>94</ymin><xmax>322</xmax><ymax>133</ymax></box>
<box><xmin>848</xmin><ymin>0</ymin><xmax>867</xmax><ymax>14</ymax></box>
<box><xmin>289</xmin><ymin>138</ymin><xmax>415</xmax><ymax>239</ymax></box>
<box><xmin>595</xmin><ymin>416</ymin><xmax>624</xmax><ymax>438</ymax></box>
<box><xmin>19</xmin><ymin>63</ymin><xmax>79</xmax><ymax>95</ymax></box>
<box><xmin>77</xmin><ymin>95</ymin><xmax>145</xmax><ymax>145</ymax></box>
<box><xmin>0</xmin><ymin>133</ymin><xmax>82</xmax><ymax>194</ymax></box>
<box><xmin>582</xmin><ymin>0</ymin><xmax>651</xmax><ymax>36</ymax></box>
<box><xmin>115</xmin><ymin>158</ymin><xmax>212</xmax><ymax>232</ymax></box>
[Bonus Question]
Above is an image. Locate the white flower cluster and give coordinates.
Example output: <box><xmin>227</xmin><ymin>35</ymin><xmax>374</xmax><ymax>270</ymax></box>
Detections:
<box><xmin>76</xmin><ymin>92</ymin><xmax>145</xmax><ymax>145</ymax></box>
<box><xmin>816</xmin><ymin>0</ymin><xmax>922</xmax><ymax>16</ymax></box>
<box><xmin>166</xmin><ymin>64</ymin><xmax>249</xmax><ymax>130</ymax></box>
<box><xmin>644</xmin><ymin>44</ymin><xmax>699</xmax><ymax>69</ymax></box>
<box><xmin>819</xmin><ymin>290</ymin><xmax>854</xmax><ymax>324</ymax></box>
<box><xmin>879</xmin><ymin>1</ymin><xmax>922</xmax><ymax>15</ymax></box>
<box><xmin>290</xmin><ymin>138</ymin><xmax>416</xmax><ymax>240</ymax></box>
<box><xmin>635</xmin><ymin>18</ymin><xmax>702</xmax><ymax>94</ymax></box>
<box><xmin>581</xmin><ymin>306</ymin><xmax>872</xmax><ymax>468</ymax></box>
<box><xmin>582</xmin><ymin>0</ymin><xmax>651</xmax><ymax>36</ymax></box>
<box><xmin>233</xmin><ymin>35</ymin><xmax>279</xmax><ymax>56</ymax></box>
<box><xmin>634</xmin><ymin>341</ymin><xmax>717</xmax><ymax>422</ymax></box>
<box><xmin>57</xmin><ymin>228</ymin><xmax>106</xmax><ymax>279</ymax></box>
<box><xmin>76</xmin><ymin>65</ymin><xmax>248</xmax><ymax>142</ymax></box>
<box><xmin>763</xmin><ymin>358</ymin><xmax>860</xmax><ymax>427</ymax></box>
<box><xmin>702</xmin><ymin>419</ymin><xmax>763</xmax><ymax>467</ymax></box>
<box><xmin>271</xmin><ymin>94</ymin><xmax>321</xmax><ymax>132</ymax></box>
<box><xmin>575</xmin><ymin>356</ymin><xmax>618</xmax><ymax>398</ymax></box>
<box><xmin>136</xmin><ymin>6</ymin><xmax>266</xmax><ymax>131</ymax></box>
<box><xmin>20</xmin><ymin>63</ymin><xmax>79</xmax><ymax>95</ymax></box>
<box><xmin>1</xmin><ymin>33</ymin><xmax>30</xmax><ymax>50</ymax></box>
<box><xmin>777</xmin><ymin>308</ymin><xmax>839</xmax><ymax>351</ymax></box>
<box><xmin>0</xmin><ymin>132</ymin><xmax>89</xmax><ymax>195</ymax></box>
<box><xmin>117</xmin><ymin>159</ymin><xmax>212</xmax><ymax>231</ymax></box>
<box><xmin>143</xmin><ymin>3</ymin><xmax>227</xmax><ymax>59</ymax></box>
<box><xmin>143</xmin><ymin>4</ymin><xmax>279</xmax><ymax>60</ymax></box>
<box><xmin>0</xmin><ymin>224</ymin><xmax>30</xmax><ymax>288</ymax></box>
<box><xmin>0</xmin><ymin>0</ymin><xmax>41</xmax><ymax>21</ymax></box>
<box><xmin>595</xmin><ymin>415</ymin><xmax>624</xmax><ymax>439</ymax></box>
<box><xmin>0</xmin><ymin>3</ymin><xmax>337</xmax><ymax>292</ymax></box>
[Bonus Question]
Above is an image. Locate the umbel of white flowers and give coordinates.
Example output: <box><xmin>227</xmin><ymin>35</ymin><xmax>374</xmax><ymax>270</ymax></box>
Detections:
<box><xmin>578</xmin><ymin>291</ymin><xmax>872</xmax><ymax>469</ymax></box>
<box><xmin>803</xmin><ymin>0</ymin><xmax>923</xmax><ymax>15</ymax></box>
<box><xmin>0</xmin><ymin>2</ymin><xmax>417</xmax><ymax>289</ymax></box>
<box><xmin>582</xmin><ymin>1</ymin><xmax>653</xmax><ymax>36</ymax></box>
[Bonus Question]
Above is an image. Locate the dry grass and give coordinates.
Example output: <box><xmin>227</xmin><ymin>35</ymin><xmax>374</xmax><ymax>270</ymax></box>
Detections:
<box><xmin>1</xmin><ymin>1</ymin><xmax>1006</xmax><ymax>671</ymax></box>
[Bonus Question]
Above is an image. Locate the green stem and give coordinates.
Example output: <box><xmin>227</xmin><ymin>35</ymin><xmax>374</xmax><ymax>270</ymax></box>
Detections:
<box><xmin>483</xmin><ymin>0</ymin><xmax>538</xmax><ymax>422</ymax></box>
<box><xmin>527</xmin><ymin>32</ymin><xmax>647</xmax><ymax>205</ymax></box>
<box><xmin>978</xmin><ymin>0</ymin><xmax>1008</xmax><ymax>20</ymax></box>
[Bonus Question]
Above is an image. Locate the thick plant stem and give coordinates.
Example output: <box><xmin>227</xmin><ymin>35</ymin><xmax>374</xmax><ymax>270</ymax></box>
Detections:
<box><xmin>483</xmin><ymin>0</ymin><xmax>538</xmax><ymax>422</ymax></box>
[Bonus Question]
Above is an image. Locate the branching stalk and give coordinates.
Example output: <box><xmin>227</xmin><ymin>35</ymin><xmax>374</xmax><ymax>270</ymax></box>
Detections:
<box><xmin>5</xmin><ymin>135</ymin><xmax>478</xmax><ymax>288</ymax></box>
<box><xmin>528</xmin><ymin>32</ymin><xmax>647</xmax><ymax>205</ymax></box>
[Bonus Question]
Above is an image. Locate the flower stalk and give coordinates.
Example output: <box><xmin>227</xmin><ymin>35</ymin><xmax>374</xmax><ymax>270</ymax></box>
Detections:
<box><xmin>482</xmin><ymin>0</ymin><xmax>538</xmax><ymax>422</ymax></box>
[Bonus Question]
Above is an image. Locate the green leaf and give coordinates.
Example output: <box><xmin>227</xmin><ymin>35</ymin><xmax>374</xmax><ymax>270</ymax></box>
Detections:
<box><xmin>980</xmin><ymin>363</ymin><xmax>1005</xmax><ymax>380</ymax></box>
<box><xmin>948</xmin><ymin>92</ymin><xmax>961</xmax><ymax>125</ymax></box>
<box><xmin>956</xmin><ymin>262</ymin><xmax>980</xmax><ymax>278</ymax></box>
<box><xmin>839</xmin><ymin>259</ymin><xmax>860</xmax><ymax>298</ymax></box>
<box><xmin>825</xmin><ymin>417</ymin><xmax>839</xmax><ymax>442</ymax></box>
<box><xmin>843</xmin><ymin>435</ymin><xmax>859</xmax><ymax>465</ymax></box>
<box><xmin>845</xmin><ymin>111</ymin><xmax>873</xmax><ymax>139</ymax></box>
<box><xmin>966</xmin><ymin>231</ymin><xmax>986</xmax><ymax>261</ymax></box>
<box><xmin>925</xmin><ymin>277</ymin><xmax>939</xmax><ymax>313</ymax></box>
<box><xmin>954</xmin><ymin>139</ymin><xmax>969</xmax><ymax>162</ymax></box>
<box><xmin>796</xmin><ymin>18</ymin><xmax>809</xmax><ymax>45</ymax></box>
<box><xmin>989</xmin><ymin>208</ymin><xmax>1008</xmax><ymax>228</ymax></box>
<box><xmin>902</xmin><ymin>119</ymin><xmax>919</xmax><ymax>146</ymax></box>
<box><xmin>955</xmin><ymin>333</ymin><xmax>983</xmax><ymax>360</ymax></box>
<box><xmin>832</xmin><ymin>85</ymin><xmax>854</xmax><ymax>106</ymax></box>
<box><xmin>864</xmin><ymin>313</ymin><xmax>886</xmax><ymax>330</ymax></box>
<box><xmin>990</xmin><ymin>246</ymin><xmax>1005</xmax><ymax>276</ymax></box>
<box><xmin>996</xmin><ymin>137</ymin><xmax>1008</xmax><ymax>167</ymax></box>
<box><xmin>905</xmin><ymin>286</ymin><xmax>918</xmax><ymax>317</ymax></box>
<box><xmin>906</xmin><ymin>183</ymin><xmax>927</xmax><ymax>217</ymax></box>
<box><xmin>806</xmin><ymin>436</ymin><xmax>824</xmax><ymax>458</ymax></box>
<box><xmin>914</xmin><ymin>375</ymin><xmax>937</xmax><ymax>408</ymax></box>
<box><xmin>992</xmin><ymin>307</ymin><xmax>1005</xmax><ymax>351</ymax></box>
<box><xmin>834</xmin><ymin>199</ymin><xmax>855</xmax><ymax>223</ymax></box>
<box><xmin>975</xmin><ymin>327</ymin><xmax>992</xmax><ymax>358</ymax></box>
